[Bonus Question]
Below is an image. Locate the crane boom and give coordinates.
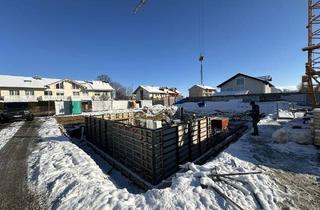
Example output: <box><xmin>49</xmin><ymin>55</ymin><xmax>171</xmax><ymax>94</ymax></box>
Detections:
<box><xmin>133</xmin><ymin>0</ymin><xmax>146</xmax><ymax>14</ymax></box>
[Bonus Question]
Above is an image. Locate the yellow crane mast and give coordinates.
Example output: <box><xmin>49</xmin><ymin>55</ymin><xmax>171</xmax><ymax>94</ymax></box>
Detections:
<box><xmin>302</xmin><ymin>0</ymin><xmax>320</xmax><ymax>108</ymax></box>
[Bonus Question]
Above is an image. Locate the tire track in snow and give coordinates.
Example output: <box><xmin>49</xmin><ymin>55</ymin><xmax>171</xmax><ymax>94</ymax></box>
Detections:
<box><xmin>0</xmin><ymin>121</ymin><xmax>24</xmax><ymax>150</ymax></box>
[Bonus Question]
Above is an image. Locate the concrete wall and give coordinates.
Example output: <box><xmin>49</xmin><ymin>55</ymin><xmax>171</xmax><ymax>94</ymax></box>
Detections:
<box><xmin>92</xmin><ymin>101</ymin><xmax>112</xmax><ymax>112</ymax></box>
<box><xmin>112</xmin><ymin>100</ymin><xmax>129</xmax><ymax>110</ymax></box>
<box><xmin>181</xmin><ymin>92</ymin><xmax>310</xmax><ymax>105</ymax></box>
<box><xmin>281</xmin><ymin>94</ymin><xmax>307</xmax><ymax>105</ymax></box>
<box><xmin>91</xmin><ymin>100</ymin><xmax>130</xmax><ymax>111</ymax></box>
<box><xmin>220</xmin><ymin>75</ymin><xmax>271</xmax><ymax>94</ymax></box>
<box><xmin>140</xmin><ymin>100</ymin><xmax>153</xmax><ymax>107</ymax></box>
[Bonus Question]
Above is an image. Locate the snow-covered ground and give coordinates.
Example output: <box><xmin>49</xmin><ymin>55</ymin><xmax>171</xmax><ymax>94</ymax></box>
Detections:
<box><xmin>0</xmin><ymin>121</ymin><xmax>24</xmax><ymax>150</ymax></box>
<box><xmin>177</xmin><ymin>100</ymin><xmax>300</xmax><ymax>119</ymax></box>
<box><xmin>27</xmin><ymin>104</ymin><xmax>320</xmax><ymax>209</ymax></box>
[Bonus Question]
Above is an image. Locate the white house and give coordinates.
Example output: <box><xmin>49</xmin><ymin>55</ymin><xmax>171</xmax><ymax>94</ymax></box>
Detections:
<box><xmin>217</xmin><ymin>73</ymin><xmax>275</xmax><ymax>94</ymax></box>
<box><xmin>133</xmin><ymin>85</ymin><xmax>180</xmax><ymax>100</ymax></box>
<box><xmin>0</xmin><ymin>75</ymin><xmax>114</xmax><ymax>103</ymax></box>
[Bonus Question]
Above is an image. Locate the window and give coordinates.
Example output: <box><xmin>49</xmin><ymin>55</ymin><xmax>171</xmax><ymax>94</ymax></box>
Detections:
<box><xmin>56</xmin><ymin>82</ymin><xmax>64</xmax><ymax>89</ymax></box>
<box><xmin>72</xmin><ymin>83</ymin><xmax>80</xmax><ymax>89</ymax></box>
<box><xmin>56</xmin><ymin>92</ymin><xmax>64</xmax><ymax>96</ymax></box>
<box><xmin>73</xmin><ymin>92</ymin><xmax>80</xmax><ymax>96</ymax></box>
<box><xmin>25</xmin><ymin>90</ymin><xmax>34</xmax><ymax>96</ymax></box>
<box><xmin>44</xmin><ymin>91</ymin><xmax>53</xmax><ymax>96</ymax></box>
<box><xmin>236</xmin><ymin>78</ymin><xmax>245</xmax><ymax>90</ymax></box>
<box><xmin>9</xmin><ymin>90</ymin><xmax>19</xmax><ymax>96</ymax></box>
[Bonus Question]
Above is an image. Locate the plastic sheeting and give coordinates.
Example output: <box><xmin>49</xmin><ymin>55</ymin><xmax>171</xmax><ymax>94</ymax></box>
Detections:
<box><xmin>72</xmin><ymin>101</ymin><xmax>82</xmax><ymax>115</ymax></box>
<box><xmin>55</xmin><ymin>101</ymin><xmax>71</xmax><ymax>115</ymax></box>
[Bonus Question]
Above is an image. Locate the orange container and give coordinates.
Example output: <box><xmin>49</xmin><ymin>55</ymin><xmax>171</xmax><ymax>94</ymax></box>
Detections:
<box><xmin>211</xmin><ymin>117</ymin><xmax>229</xmax><ymax>130</ymax></box>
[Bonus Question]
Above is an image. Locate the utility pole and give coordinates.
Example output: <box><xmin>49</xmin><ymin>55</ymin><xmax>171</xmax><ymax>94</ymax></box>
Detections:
<box><xmin>199</xmin><ymin>54</ymin><xmax>204</xmax><ymax>85</ymax></box>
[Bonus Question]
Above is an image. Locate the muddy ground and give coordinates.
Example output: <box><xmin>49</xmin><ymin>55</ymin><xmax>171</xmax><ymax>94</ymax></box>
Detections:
<box><xmin>0</xmin><ymin>120</ymin><xmax>46</xmax><ymax>210</ymax></box>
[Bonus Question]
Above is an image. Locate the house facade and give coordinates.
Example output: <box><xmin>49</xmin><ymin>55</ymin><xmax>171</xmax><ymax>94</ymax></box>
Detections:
<box><xmin>188</xmin><ymin>85</ymin><xmax>216</xmax><ymax>97</ymax></box>
<box><xmin>133</xmin><ymin>86</ymin><xmax>181</xmax><ymax>100</ymax></box>
<box><xmin>0</xmin><ymin>75</ymin><xmax>114</xmax><ymax>103</ymax></box>
<box><xmin>217</xmin><ymin>73</ymin><xmax>274</xmax><ymax>94</ymax></box>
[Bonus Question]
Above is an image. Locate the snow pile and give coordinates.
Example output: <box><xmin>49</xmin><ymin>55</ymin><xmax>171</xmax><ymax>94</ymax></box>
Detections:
<box><xmin>28</xmin><ymin>117</ymin><xmax>290</xmax><ymax>210</ymax></box>
<box><xmin>181</xmin><ymin>153</ymin><xmax>283</xmax><ymax>210</ymax></box>
<box><xmin>80</xmin><ymin>109</ymin><xmax>142</xmax><ymax>116</ymax></box>
<box><xmin>277</xmin><ymin>110</ymin><xmax>294</xmax><ymax>118</ymax></box>
<box><xmin>0</xmin><ymin>121</ymin><xmax>24</xmax><ymax>150</ymax></box>
<box><xmin>272</xmin><ymin>119</ymin><xmax>312</xmax><ymax>145</ymax></box>
<box><xmin>143</xmin><ymin>104</ymin><xmax>178</xmax><ymax>117</ymax></box>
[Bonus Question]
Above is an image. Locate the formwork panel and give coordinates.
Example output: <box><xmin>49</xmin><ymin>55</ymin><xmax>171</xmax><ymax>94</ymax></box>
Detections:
<box><xmin>84</xmin><ymin>116</ymin><xmax>243</xmax><ymax>186</ymax></box>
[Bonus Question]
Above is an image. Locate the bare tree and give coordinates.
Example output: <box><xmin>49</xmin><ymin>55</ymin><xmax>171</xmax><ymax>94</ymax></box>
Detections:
<box><xmin>97</xmin><ymin>74</ymin><xmax>131</xmax><ymax>100</ymax></box>
<box><xmin>97</xmin><ymin>74</ymin><xmax>112</xmax><ymax>83</ymax></box>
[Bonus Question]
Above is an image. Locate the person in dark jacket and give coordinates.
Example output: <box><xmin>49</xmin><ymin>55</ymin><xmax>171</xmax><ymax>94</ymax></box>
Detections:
<box><xmin>249</xmin><ymin>101</ymin><xmax>260</xmax><ymax>136</ymax></box>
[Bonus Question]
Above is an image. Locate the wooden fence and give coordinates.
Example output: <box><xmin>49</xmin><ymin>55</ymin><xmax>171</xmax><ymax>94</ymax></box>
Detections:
<box><xmin>85</xmin><ymin>116</ymin><xmax>247</xmax><ymax>186</ymax></box>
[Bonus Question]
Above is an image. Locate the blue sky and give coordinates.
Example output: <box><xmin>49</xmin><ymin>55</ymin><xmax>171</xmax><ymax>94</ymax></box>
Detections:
<box><xmin>0</xmin><ymin>0</ymin><xmax>307</xmax><ymax>95</ymax></box>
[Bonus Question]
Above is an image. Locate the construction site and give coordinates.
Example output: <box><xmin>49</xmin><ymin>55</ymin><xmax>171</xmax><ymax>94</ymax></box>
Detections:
<box><xmin>82</xmin><ymin>109</ymin><xmax>247</xmax><ymax>188</ymax></box>
<box><xmin>0</xmin><ymin>1</ymin><xmax>319</xmax><ymax>210</ymax></box>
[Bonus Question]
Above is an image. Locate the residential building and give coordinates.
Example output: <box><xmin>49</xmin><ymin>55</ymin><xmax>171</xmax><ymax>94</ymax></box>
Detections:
<box><xmin>188</xmin><ymin>85</ymin><xmax>216</xmax><ymax>97</ymax></box>
<box><xmin>0</xmin><ymin>75</ymin><xmax>114</xmax><ymax>103</ymax></box>
<box><xmin>217</xmin><ymin>73</ymin><xmax>275</xmax><ymax>94</ymax></box>
<box><xmin>133</xmin><ymin>85</ymin><xmax>181</xmax><ymax>100</ymax></box>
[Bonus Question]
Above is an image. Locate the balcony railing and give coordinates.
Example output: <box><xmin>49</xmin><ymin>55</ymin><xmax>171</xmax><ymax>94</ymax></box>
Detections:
<box><xmin>70</xmin><ymin>95</ymin><xmax>92</xmax><ymax>101</ymax></box>
<box><xmin>38</xmin><ymin>95</ymin><xmax>94</xmax><ymax>101</ymax></box>
<box><xmin>37</xmin><ymin>96</ymin><xmax>68</xmax><ymax>101</ymax></box>
<box><xmin>1</xmin><ymin>95</ymin><xmax>38</xmax><ymax>102</ymax></box>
